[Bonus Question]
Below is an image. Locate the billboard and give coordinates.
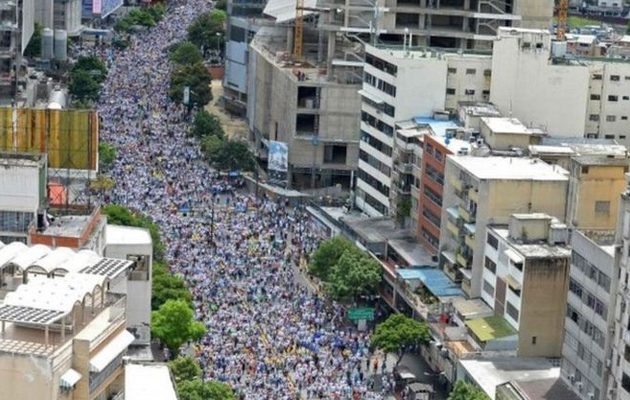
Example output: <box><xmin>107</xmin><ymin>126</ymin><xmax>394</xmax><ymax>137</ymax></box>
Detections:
<box><xmin>0</xmin><ymin>108</ymin><xmax>99</xmax><ymax>170</ymax></box>
<box><xmin>267</xmin><ymin>140</ymin><xmax>288</xmax><ymax>186</ymax></box>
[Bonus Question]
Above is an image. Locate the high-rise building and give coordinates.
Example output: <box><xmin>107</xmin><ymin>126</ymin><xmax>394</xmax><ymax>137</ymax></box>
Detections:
<box><xmin>0</xmin><ymin>0</ymin><xmax>34</xmax><ymax>99</ymax></box>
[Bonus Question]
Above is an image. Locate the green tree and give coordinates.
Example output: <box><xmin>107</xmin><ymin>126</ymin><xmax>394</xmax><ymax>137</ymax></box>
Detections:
<box><xmin>187</xmin><ymin>11</ymin><xmax>226</xmax><ymax>54</ymax></box>
<box><xmin>69</xmin><ymin>69</ymin><xmax>101</xmax><ymax>102</ymax></box>
<box><xmin>201</xmin><ymin>134</ymin><xmax>223</xmax><ymax>157</ymax></box>
<box><xmin>206</xmin><ymin>140</ymin><xmax>255</xmax><ymax>172</ymax></box>
<box><xmin>371</xmin><ymin>314</ymin><xmax>431</xmax><ymax>366</ymax></box>
<box><xmin>72</xmin><ymin>56</ymin><xmax>108</xmax><ymax>83</ymax></box>
<box><xmin>448</xmin><ymin>381</ymin><xmax>489</xmax><ymax>400</ymax></box>
<box><xmin>326</xmin><ymin>250</ymin><xmax>382</xmax><ymax>301</ymax></box>
<box><xmin>169</xmin><ymin>356</ymin><xmax>202</xmax><ymax>385</ymax></box>
<box><xmin>170</xmin><ymin>41</ymin><xmax>204</xmax><ymax>65</ymax></box>
<box><xmin>152</xmin><ymin>269</ymin><xmax>193</xmax><ymax>310</ymax></box>
<box><xmin>177</xmin><ymin>379</ymin><xmax>235</xmax><ymax>400</ymax></box>
<box><xmin>151</xmin><ymin>300</ymin><xmax>207</xmax><ymax>357</ymax></box>
<box><xmin>99</xmin><ymin>143</ymin><xmax>117</xmax><ymax>169</ymax></box>
<box><xmin>215</xmin><ymin>0</ymin><xmax>227</xmax><ymax>11</ymax></box>
<box><xmin>192</xmin><ymin>110</ymin><xmax>224</xmax><ymax>138</ymax></box>
<box><xmin>24</xmin><ymin>22</ymin><xmax>42</xmax><ymax>58</ymax></box>
<box><xmin>169</xmin><ymin>62</ymin><xmax>213</xmax><ymax>106</ymax></box>
<box><xmin>308</xmin><ymin>236</ymin><xmax>355</xmax><ymax>281</ymax></box>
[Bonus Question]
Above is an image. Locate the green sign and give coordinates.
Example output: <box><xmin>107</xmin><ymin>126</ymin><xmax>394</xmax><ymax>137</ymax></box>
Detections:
<box><xmin>348</xmin><ymin>307</ymin><xmax>375</xmax><ymax>321</ymax></box>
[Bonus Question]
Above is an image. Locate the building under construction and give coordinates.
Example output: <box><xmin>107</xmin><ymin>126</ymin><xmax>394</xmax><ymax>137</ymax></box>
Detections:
<box><xmin>247</xmin><ymin>0</ymin><xmax>553</xmax><ymax>189</ymax></box>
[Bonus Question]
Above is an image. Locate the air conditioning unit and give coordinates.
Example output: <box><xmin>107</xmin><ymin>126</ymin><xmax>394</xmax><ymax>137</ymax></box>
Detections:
<box><xmin>569</xmin><ymin>375</ymin><xmax>576</xmax><ymax>383</ymax></box>
<box><xmin>577</xmin><ymin>382</ymin><xmax>583</xmax><ymax>390</ymax></box>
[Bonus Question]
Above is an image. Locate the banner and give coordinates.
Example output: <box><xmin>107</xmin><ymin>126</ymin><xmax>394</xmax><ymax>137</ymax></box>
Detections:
<box><xmin>268</xmin><ymin>140</ymin><xmax>288</xmax><ymax>173</ymax></box>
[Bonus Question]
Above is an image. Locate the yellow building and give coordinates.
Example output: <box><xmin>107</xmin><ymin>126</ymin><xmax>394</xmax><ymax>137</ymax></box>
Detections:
<box><xmin>439</xmin><ymin>156</ymin><xmax>569</xmax><ymax>298</ymax></box>
<box><xmin>565</xmin><ymin>155</ymin><xmax>630</xmax><ymax>230</ymax></box>
<box><xmin>0</xmin><ymin>243</ymin><xmax>134</xmax><ymax>400</ymax></box>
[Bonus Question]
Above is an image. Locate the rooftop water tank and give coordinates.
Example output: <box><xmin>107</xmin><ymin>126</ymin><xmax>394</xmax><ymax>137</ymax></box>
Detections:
<box><xmin>54</xmin><ymin>29</ymin><xmax>67</xmax><ymax>62</ymax></box>
<box><xmin>41</xmin><ymin>28</ymin><xmax>54</xmax><ymax>60</ymax></box>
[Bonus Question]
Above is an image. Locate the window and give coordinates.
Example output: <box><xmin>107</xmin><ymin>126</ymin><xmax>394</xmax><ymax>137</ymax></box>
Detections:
<box><xmin>592</xmin><ymin>74</ymin><xmax>602</xmax><ymax>80</ymax></box>
<box><xmin>589</xmin><ymin>114</ymin><xmax>600</xmax><ymax>122</ymax></box>
<box><xmin>323</xmin><ymin>145</ymin><xmax>347</xmax><ymax>164</ymax></box>
<box><xmin>590</xmin><ymin>94</ymin><xmax>600</xmax><ymax>100</ymax></box>
<box><xmin>423</xmin><ymin>185</ymin><xmax>442</xmax><ymax>206</ymax></box>
<box><xmin>365</xmin><ymin>53</ymin><xmax>397</xmax><ymax>76</ymax></box>
<box><xmin>605</xmin><ymin>134</ymin><xmax>615</xmax><ymax>139</ymax></box>
<box><xmin>487</xmin><ymin>233</ymin><xmax>499</xmax><ymax>250</ymax></box>
<box><xmin>464</xmin><ymin>89</ymin><xmax>475</xmax><ymax>95</ymax></box>
<box><xmin>447</xmin><ymin>67</ymin><xmax>456</xmax><ymax>74</ymax></box>
<box><xmin>483</xmin><ymin>69</ymin><xmax>491</xmax><ymax>77</ymax></box>
<box><xmin>482</xmin><ymin>90</ymin><xmax>490</xmax><ymax>96</ymax></box>
<box><xmin>609</xmin><ymin>95</ymin><xmax>619</xmax><ymax>102</ymax></box>
<box><xmin>483</xmin><ymin>280</ymin><xmax>494</xmax><ymax>296</ymax></box>
<box><xmin>595</xmin><ymin>201</ymin><xmax>611</xmax><ymax>214</ymax></box>
<box><xmin>532</xmin><ymin>336</ymin><xmax>537</xmax><ymax>345</ymax></box>
<box><xmin>360</xmin><ymin>130</ymin><xmax>392</xmax><ymax>157</ymax></box>
<box><xmin>624</xmin><ymin>96</ymin><xmax>630</xmax><ymax>100</ymax></box>
<box><xmin>569</xmin><ymin>278</ymin><xmax>583</xmax><ymax>298</ymax></box>
<box><xmin>607</xmin><ymin>115</ymin><xmax>617</xmax><ymax>122</ymax></box>
<box><xmin>446</xmin><ymin>88</ymin><xmax>456</xmax><ymax>95</ymax></box>
<box><xmin>465</xmin><ymin>68</ymin><xmax>476</xmax><ymax>75</ymax></box>
<box><xmin>506</xmin><ymin>302</ymin><xmax>519</xmax><ymax>322</ymax></box>
<box><xmin>484</xmin><ymin>257</ymin><xmax>497</xmax><ymax>274</ymax></box>
<box><xmin>622</xmin><ymin>116</ymin><xmax>628</xmax><ymax>121</ymax></box>
<box><xmin>611</xmin><ymin>75</ymin><xmax>621</xmax><ymax>81</ymax></box>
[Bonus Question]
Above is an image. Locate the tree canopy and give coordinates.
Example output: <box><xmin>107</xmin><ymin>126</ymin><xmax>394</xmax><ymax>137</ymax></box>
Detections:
<box><xmin>447</xmin><ymin>381</ymin><xmax>489</xmax><ymax>400</ymax></box>
<box><xmin>308</xmin><ymin>236</ymin><xmax>355</xmax><ymax>281</ymax></box>
<box><xmin>187</xmin><ymin>11</ymin><xmax>226</xmax><ymax>54</ymax></box>
<box><xmin>24</xmin><ymin>23</ymin><xmax>42</xmax><ymax>58</ymax></box>
<box><xmin>205</xmin><ymin>140</ymin><xmax>255</xmax><ymax>172</ymax></box>
<box><xmin>169</xmin><ymin>62</ymin><xmax>213</xmax><ymax>107</ymax></box>
<box><xmin>99</xmin><ymin>143</ymin><xmax>117</xmax><ymax>169</ymax></box>
<box><xmin>169</xmin><ymin>356</ymin><xmax>202</xmax><ymax>385</ymax></box>
<box><xmin>151</xmin><ymin>299</ymin><xmax>206</xmax><ymax>357</ymax></box>
<box><xmin>101</xmin><ymin>204</ymin><xmax>164</xmax><ymax>260</ymax></box>
<box><xmin>115</xmin><ymin>4</ymin><xmax>166</xmax><ymax>32</ymax></box>
<box><xmin>192</xmin><ymin>109</ymin><xmax>224</xmax><ymax>139</ymax></box>
<box><xmin>177</xmin><ymin>379</ymin><xmax>235</xmax><ymax>400</ymax></box>
<box><xmin>326</xmin><ymin>250</ymin><xmax>382</xmax><ymax>301</ymax></box>
<box><xmin>69</xmin><ymin>69</ymin><xmax>101</xmax><ymax>102</ymax></box>
<box><xmin>152</xmin><ymin>261</ymin><xmax>193</xmax><ymax>310</ymax></box>
<box><xmin>170</xmin><ymin>41</ymin><xmax>204</xmax><ymax>65</ymax></box>
<box><xmin>371</xmin><ymin>314</ymin><xmax>430</xmax><ymax>365</ymax></box>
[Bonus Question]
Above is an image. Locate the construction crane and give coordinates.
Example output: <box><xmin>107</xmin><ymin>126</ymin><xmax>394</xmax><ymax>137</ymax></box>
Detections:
<box><xmin>293</xmin><ymin>0</ymin><xmax>304</xmax><ymax>60</ymax></box>
<box><xmin>556</xmin><ymin>0</ymin><xmax>569</xmax><ymax>41</ymax></box>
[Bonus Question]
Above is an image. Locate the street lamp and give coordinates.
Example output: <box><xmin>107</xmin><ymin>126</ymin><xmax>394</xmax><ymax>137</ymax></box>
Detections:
<box><xmin>215</xmin><ymin>32</ymin><xmax>223</xmax><ymax>60</ymax></box>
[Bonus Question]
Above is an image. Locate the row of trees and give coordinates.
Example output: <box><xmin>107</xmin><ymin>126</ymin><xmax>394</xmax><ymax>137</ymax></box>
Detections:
<box><xmin>114</xmin><ymin>3</ymin><xmax>166</xmax><ymax>32</ymax></box>
<box><xmin>169</xmin><ymin>356</ymin><xmax>235</xmax><ymax>400</ymax></box>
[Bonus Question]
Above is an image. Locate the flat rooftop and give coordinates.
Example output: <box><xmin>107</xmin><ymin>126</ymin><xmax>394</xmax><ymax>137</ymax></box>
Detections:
<box><xmin>466</xmin><ymin>315</ymin><xmax>517</xmax><ymax>342</ymax></box>
<box><xmin>458</xmin><ymin>102</ymin><xmax>501</xmax><ymax>118</ymax></box>
<box><xmin>40</xmin><ymin>215</ymin><xmax>92</xmax><ymax>238</ymax></box>
<box><xmin>506</xmin><ymin>378</ymin><xmax>579</xmax><ymax>400</ymax></box>
<box><xmin>482</xmin><ymin>117</ymin><xmax>542</xmax><ymax>135</ymax></box>
<box><xmin>106</xmin><ymin>225</ymin><xmax>152</xmax><ymax>246</ymax></box>
<box><xmin>491</xmin><ymin>227</ymin><xmax>572</xmax><ymax>259</ymax></box>
<box><xmin>0</xmin><ymin>152</ymin><xmax>46</xmax><ymax>167</ymax></box>
<box><xmin>125</xmin><ymin>363</ymin><xmax>178</xmax><ymax>400</ymax></box>
<box><xmin>413</xmin><ymin>117</ymin><xmax>460</xmax><ymax>138</ymax></box>
<box><xmin>449</xmin><ymin>156</ymin><xmax>569</xmax><ymax>181</ymax></box>
<box><xmin>459</xmin><ymin>357</ymin><xmax>561</xmax><ymax>399</ymax></box>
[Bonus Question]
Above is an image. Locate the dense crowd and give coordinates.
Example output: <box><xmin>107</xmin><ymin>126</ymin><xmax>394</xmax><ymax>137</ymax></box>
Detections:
<box><xmin>90</xmin><ymin>0</ymin><xmax>391</xmax><ymax>398</ymax></box>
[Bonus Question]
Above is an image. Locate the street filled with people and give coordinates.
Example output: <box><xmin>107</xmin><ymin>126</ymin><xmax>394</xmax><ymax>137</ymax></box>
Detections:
<box><xmin>91</xmin><ymin>0</ymin><xmax>391</xmax><ymax>398</ymax></box>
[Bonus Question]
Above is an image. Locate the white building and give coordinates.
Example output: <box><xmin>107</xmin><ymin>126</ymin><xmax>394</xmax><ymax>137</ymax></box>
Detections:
<box><xmin>561</xmin><ymin>230</ymin><xmax>616</xmax><ymax>400</ymax></box>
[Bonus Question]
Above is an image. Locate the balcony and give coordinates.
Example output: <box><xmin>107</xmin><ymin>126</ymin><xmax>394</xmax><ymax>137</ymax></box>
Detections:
<box><xmin>456</xmin><ymin>252</ymin><xmax>471</xmax><ymax>268</ymax></box>
<box><xmin>469</xmin><ymin>188</ymin><xmax>479</xmax><ymax>202</ymax></box>
<box><xmin>461</xmin><ymin>278</ymin><xmax>472</xmax><ymax>297</ymax></box>
<box><xmin>443</xmin><ymin>261</ymin><xmax>462</xmax><ymax>283</ymax></box>
<box><xmin>447</xmin><ymin>221</ymin><xmax>459</xmax><ymax>237</ymax></box>
<box><xmin>465</xmin><ymin>234</ymin><xmax>475</xmax><ymax>249</ymax></box>
<box><xmin>449</xmin><ymin>176</ymin><xmax>462</xmax><ymax>191</ymax></box>
<box><xmin>458</xmin><ymin>205</ymin><xmax>473</xmax><ymax>222</ymax></box>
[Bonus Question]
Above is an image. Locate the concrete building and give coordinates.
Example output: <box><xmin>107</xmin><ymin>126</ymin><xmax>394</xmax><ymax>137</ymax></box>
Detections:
<box><xmin>480</xmin><ymin>214</ymin><xmax>571</xmax><ymax>358</ymax></box>
<box><xmin>0</xmin><ymin>0</ymin><xmax>34</xmax><ymax>99</ymax></box>
<box><xmin>125</xmin><ymin>363</ymin><xmax>178</xmax><ymax>400</ymax></box>
<box><xmin>479</xmin><ymin>117</ymin><xmax>545</xmax><ymax>151</ymax></box>
<box><xmin>0</xmin><ymin>241</ymin><xmax>135</xmax><ymax>400</ymax></box>
<box><xmin>561</xmin><ymin>230</ymin><xmax>617</xmax><ymax>400</ymax></box>
<box><xmin>0</xmin><ymin>153</ymin><xmax>47</xmax><ymax>244</ymax></box>
<box><xmin>438</xmin><ymin>156</ymin><xmax>569</xmax><ymax>298</ymax></box>
<box><xmin>529</xmin><ymin>137</ymin><xmax>627</xmax><ymax>171</ymax></box>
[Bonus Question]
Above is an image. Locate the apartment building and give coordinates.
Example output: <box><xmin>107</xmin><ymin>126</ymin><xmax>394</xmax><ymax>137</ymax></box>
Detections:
<box><xmin>479</xmin><ymin>214</ymin><xmax>570</xmax><ymax>357</ymax></box>
<box><xmin>438</xmin><ymin>156</ymin><xmax>568</xmax><ymax>298</ymax></box>
<box><xmin>0</xmin><ymin>153</ymin><xmax>47</xmax><ymax>244</ymax></box>
<box><xmin>491</xmin><ymin>27</ymin><xmax>630</xmax><ymax>146</ymax></box>
<box><xmin>0</xmin><ymin>0</ymin><xmax>34</xmax><ymax>99</ymax></box>
<box><xmin>0</xmin><ymin>242</ymin><xmax>135</xmax><ymax>400</ymax></box>
<box><xmin>562</xmin><ymin>230</ymin><xmax>617</xmax><ymax>400</ymax></box>
<box><xmin>355</xmin><ymin>44</ymin><xmax>491</xmax><ymax>217</ymax></box>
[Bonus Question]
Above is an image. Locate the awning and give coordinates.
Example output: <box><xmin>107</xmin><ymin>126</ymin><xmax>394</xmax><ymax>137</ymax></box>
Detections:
<box><xmin>89</xmin><ymin>330</ymin><xmax>135</xmax><ymax>372</ymax></box>
<box><xmin>441</xmin><ymin>250</ymin><xmax>456</xmax><ymax>265</ymax></box>
<box><xmin>60</xmin><ymin>368</ymin><xmax>82</xmax><ymax>389</ymax></box>
<box><xmin>504</xmin><ymin>248</ymin><xmax>524</xmax><ymax>264</ymax></box>
<box><xmin>504</xmin><ymin>274</ymin><xmax>522</xmax><ymax>291</ymax></box>
<box><xmin>358</xmin><ymin>89</ymin><xmax>384</xmax><ymax>105</ymax></box>
<box><xmin>446</xmin><ymin>206</ymin><xmax>459</xmax><ymax>220</ymax></box>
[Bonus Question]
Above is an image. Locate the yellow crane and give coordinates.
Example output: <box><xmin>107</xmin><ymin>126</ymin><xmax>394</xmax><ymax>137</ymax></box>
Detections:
<box><xmin>293</xmin><ymin>0</ymin><xmax>304</xmax><ymax>60</ymax></box>
<box><xmin>556</xmin><ymin>0</ymin><xmax>569</xmax><ymax>40</ymax></box>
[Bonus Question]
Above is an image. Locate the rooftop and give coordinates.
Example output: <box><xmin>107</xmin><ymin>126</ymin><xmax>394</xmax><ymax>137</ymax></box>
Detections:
<box><xmin>125</xmin><ymin>363</ymin><xmax>178</xmax><ymax>400</ymax></box>
<box><xmin>106</xmin><ymin>224</ymin><xmax>152</xmax><ymax>246</ymax></box>
<box><xmin>502</xmin><ymin>378</ymin><xmax>579</xmax><ymax>400</ymax></box>
<box><xmin>397</xmin><ymin>267</ymin><xmax>463</xmax><ymax>298</ymax></box>
<box><xmin>458</xmin><ymin>102</ymin><xmax>501</xmax><ymax>118</ymax></box>
<box><xmin>491</xmin><ymin>227</ymin><xmax>572</xmax><ymax>259</ymax></box>
<box><xmin>449</xmin><ymin>156</ymin><xmax>569</xmax><ymax>181</ymax></box>
<box><xmin>449</xmin><ymin>297</ymin><xmax>494</xmax><ymax>320</ymax></box>
<box><xmin>482</xmin><ymin>117</ymin><xmax>542</xmax><ymax>135</ymax></box>
<box><xmin>465</xmin><ymin>315</ymin><xmax>517</xmax><ymax>342</ymax></box>
<box><xmin>459</xmin><ymin>357</ymin><xmax>561</xmax><ymax>399</ymax></box>
<box><xmin>39</xmin><ymin>215</ymin><xmax>92</xmax><ymax>238</ymax></box>
<box><xmin>413</xmin><ymin>117</ymin><xmax>460</xmax><ymax>138</ymax></box>
<box><xmin>571</xmin><ymin>154</ymin><xmax>630</xmax><ymax>166</ymax></box>
<box><xmin>0</xmin><ymin>152</ymin><xmax>46</xmax><ymax>168</ymax></box>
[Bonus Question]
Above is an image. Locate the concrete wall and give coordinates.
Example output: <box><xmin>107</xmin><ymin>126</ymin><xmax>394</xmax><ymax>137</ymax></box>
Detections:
<box><xmin>444</xmin><ymin>56</ymin><xmax>492</xmax><ymax>110</ymax></box>
<box><xmin>514</xmin><ymin>0</ymin><xmax>554</xmax><ymax>30</ymax></box>
<box><xmin>518</xmin><ymin>257</ymin><xmax>570</xmax><ymax>357</ymax></box>
<box><xmin>0</xmin><ymin>350</ymin><xmax>69</xmax><ymax>400</ymax></box>
<box><xmin>0</xmin><ymin>164</ymin><xmax>42</xmax><ymax>212</ymax></box>
<box><xmin>567</xmin><ymin>162</ymin><xmax>629</xmax><ymax>230</ymax></box>
<box><xmin>490</xmin><ymin>30</ymin><xmax>589</xmax><ymax>137</ymax></box>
